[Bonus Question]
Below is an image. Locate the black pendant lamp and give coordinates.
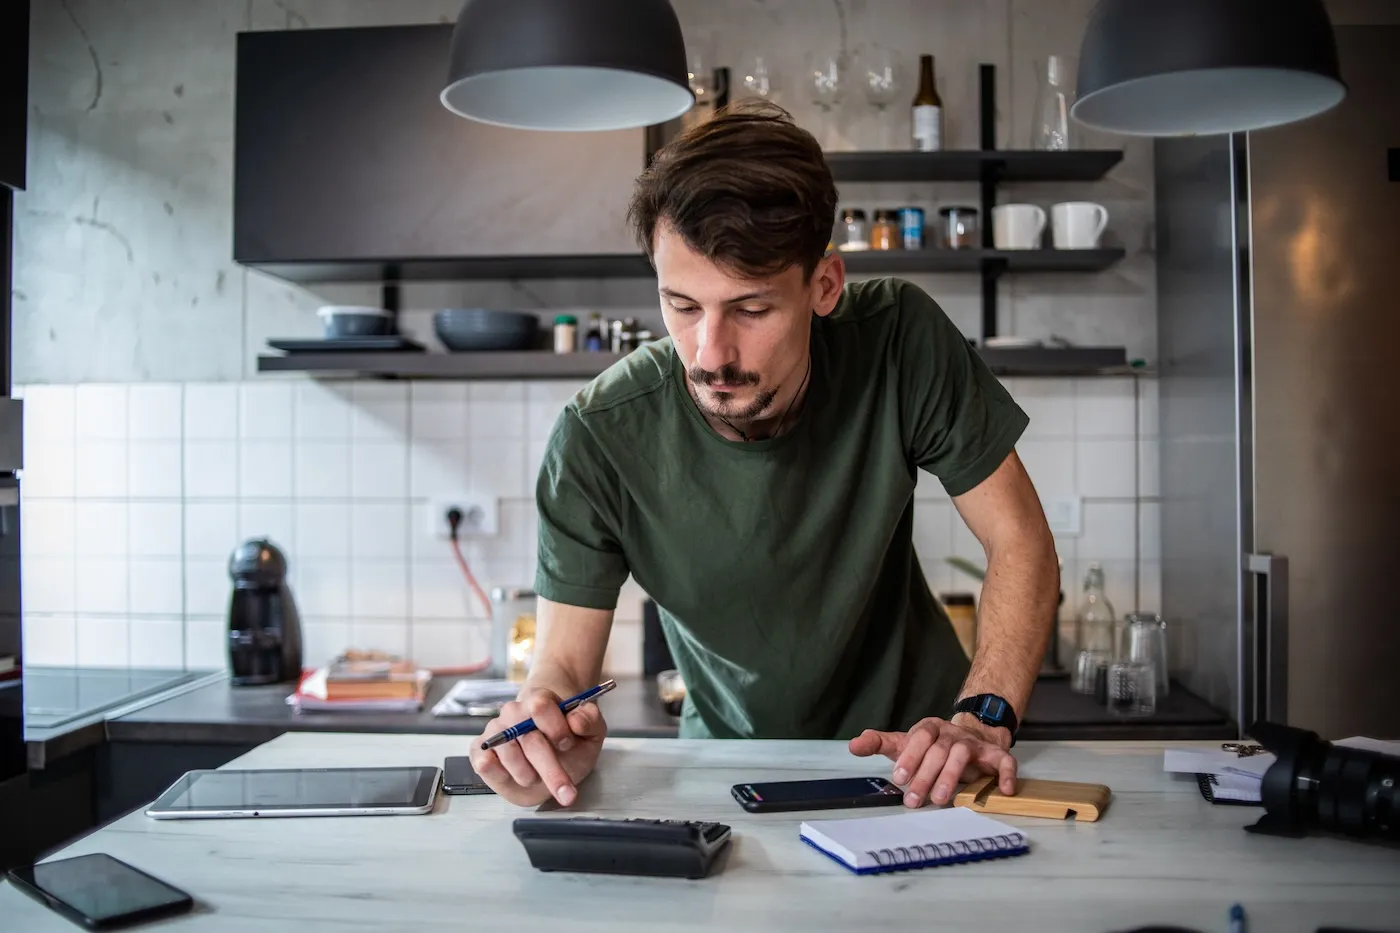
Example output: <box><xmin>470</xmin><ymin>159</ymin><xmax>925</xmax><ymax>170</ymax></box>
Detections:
<box><xmin>441</xmin><ymin>0</ymin><xmax>694</xmax><ymax>132</ymax></box>
<box><xmin>1072</xmin><ymin>0</ymin><xmax>1346</xmax><ymax>137</ymax></box>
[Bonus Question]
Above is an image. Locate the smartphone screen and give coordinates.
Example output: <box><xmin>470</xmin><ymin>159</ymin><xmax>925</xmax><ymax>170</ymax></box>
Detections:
<box><xmin>8</xmin><ymin>853</ymin><xmax>193</xmax><ymax>926</ymax></box>
<box><xmin>743</xmin><ymin>777</ymin><xmax>899</xmax><ymax>804</ymax></box>
<box><xmin>442</xmin><ymin>755</ymin><xmax>494</xmax><ymax>795</ymax></box>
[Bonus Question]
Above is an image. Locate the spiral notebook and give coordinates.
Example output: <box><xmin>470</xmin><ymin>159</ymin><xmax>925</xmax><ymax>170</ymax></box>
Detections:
<box><xmin>800</xmin><ymin>807</ymin><xmax>1030</xmax><ymax>875</ymax></box>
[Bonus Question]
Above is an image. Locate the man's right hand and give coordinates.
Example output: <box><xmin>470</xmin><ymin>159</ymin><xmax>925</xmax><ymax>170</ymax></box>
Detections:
<box><xmin>468</xmin><ymin>687</ymin><xmax>608</xmax><ymax>807</ymax></box>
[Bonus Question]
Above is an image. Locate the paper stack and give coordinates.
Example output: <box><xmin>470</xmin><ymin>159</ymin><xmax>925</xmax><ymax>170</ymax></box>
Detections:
<box><xmin>431</xmin><ymin>679</ymin><xmax>521</xmax><ymax>717</ymax></box>
<box><xmin>286</xmin><ymin>654</ymin><xmax>432</xmax><ymax>712</ymax></box>
<box><xmin>1164</xmin><ymin>738</ymin><xmax>1400</xmax><ymax>805</ymax></box>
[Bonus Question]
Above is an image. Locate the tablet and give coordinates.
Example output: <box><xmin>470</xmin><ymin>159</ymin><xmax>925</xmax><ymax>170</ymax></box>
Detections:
<box><xmin>145</xmin><ymin>766</ymin><xmax>441</xmax><ymax>819</ymax></box>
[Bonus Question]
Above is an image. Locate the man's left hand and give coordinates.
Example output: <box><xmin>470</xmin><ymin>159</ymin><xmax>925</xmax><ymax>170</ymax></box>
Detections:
<box><xmin>848</xmin><ymin>714</ymin><xmax>1017</xmax><ymax>808</ymax></box>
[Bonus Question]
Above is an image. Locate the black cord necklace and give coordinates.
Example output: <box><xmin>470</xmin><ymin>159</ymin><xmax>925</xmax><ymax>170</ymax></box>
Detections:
<box><xmin>718</xmin><ymin>353</ymin><xmax>812</xmax><ymax>443</ymax></box>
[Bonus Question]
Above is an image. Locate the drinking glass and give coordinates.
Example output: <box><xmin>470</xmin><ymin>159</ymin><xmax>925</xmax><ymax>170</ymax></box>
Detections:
<box><xmin>1123</xmin><ymin>612</ymin><xmax>1170</xmax><ymax>698</ymax></box>
<box><xmin>1107</xmin><ymin>660</ymin><xmax>1157</xmax><ymax>717</ymax></box>
<box><xmin>741</xmin><ymin>55</ymin><xmax>774</xmax><ymax>101</ymax></box>
<box><xmin>859</xmin><ymin>46</ymin><xmax>903</xmax><ymax>149</ymax></box>
<box><xmin>1031</xmin><ymin>54</ymin><xmax>1073</xmax><ymax>150</ymax></box>
<box><xmin>806</xmin><ymin>51</ymin><xmax>846</xmax><ymax>148</ymax></box>
<box><xmin>685</xmin><ymin>28</ymin><xmax>717</xmax><ymax>118</ymax></box>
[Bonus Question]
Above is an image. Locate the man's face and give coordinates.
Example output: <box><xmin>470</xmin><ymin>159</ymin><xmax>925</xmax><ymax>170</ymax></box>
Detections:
<box><xmin>653</xmin><ymin>224</ymin><xmax>840</xmax><ymax>422</ymax></box>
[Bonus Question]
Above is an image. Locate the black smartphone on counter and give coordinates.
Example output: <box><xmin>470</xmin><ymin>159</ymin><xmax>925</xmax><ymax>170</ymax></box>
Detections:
<box><xmin>443</xmin><ymin>755</ymin><xmax>495</xmax><ymax>795</ymax></box>
<box><xmin>6</xmin><ymin>853</ymin><xmax>194</xmax><ymax>929</ymax></box>
<box><xmin>731</xmin><ymin>776</ymin><xmax>904</xmax><ymax>813</ymax></box>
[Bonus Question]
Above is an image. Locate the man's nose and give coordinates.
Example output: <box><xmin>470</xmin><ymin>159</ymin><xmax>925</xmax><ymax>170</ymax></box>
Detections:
<box><xmin>694</xmin><ymin>311</ymin><xmax>738</xmax><ymax>374</ymax></box>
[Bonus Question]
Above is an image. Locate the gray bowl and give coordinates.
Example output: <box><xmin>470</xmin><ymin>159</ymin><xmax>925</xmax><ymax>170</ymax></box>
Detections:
<box><xmin>434</xmin><ymin>309</ymin><xmax>538</xmax><ymax>352</ymax></box>
<box><xmin>318</xmin><ymin>307</ymin><xmax>393</xmax><ymax>338</ymax></box>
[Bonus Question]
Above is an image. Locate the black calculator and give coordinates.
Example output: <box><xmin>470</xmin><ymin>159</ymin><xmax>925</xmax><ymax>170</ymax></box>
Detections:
<box><xmin>512</xmin><ymin>817</ymin><xmax>732</xmax><ymax>879</ymax></box>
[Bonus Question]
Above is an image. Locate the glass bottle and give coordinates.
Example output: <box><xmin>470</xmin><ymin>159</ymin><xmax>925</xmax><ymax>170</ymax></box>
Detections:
<box><xmin>1071</xmin><ymin>563</ymin><xmax>1116</xmax><ymax>696</ymax></box>
<box><xmin>1031</xmin><ymin>54</ymin><xmax>1072</xmax><ymax>151</ymax></box>
<box><xmin>911</xmin><ymin>54</ymin><xmax>943</xmax><ymax>151</ymax></box>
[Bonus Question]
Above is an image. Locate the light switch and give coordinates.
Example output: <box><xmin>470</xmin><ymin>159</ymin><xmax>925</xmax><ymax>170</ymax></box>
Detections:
<box><xmin>1043</xmin><ymin>496</ymin><xmax>1082</xmax><ymax>535</ymax></box>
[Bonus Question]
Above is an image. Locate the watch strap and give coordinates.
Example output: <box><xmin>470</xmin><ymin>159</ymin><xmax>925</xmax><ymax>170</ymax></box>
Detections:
<box><xmin>953</xmin><ymin>694</ymin><xmax>1019</xmax><ymax>745</ymax></box>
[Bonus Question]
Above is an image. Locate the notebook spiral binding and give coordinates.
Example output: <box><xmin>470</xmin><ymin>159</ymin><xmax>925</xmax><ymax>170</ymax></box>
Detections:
<box><xmin>866</xmin><ymin>832</ymin><xmax>1028</xmax><ymax>868</ymax></box>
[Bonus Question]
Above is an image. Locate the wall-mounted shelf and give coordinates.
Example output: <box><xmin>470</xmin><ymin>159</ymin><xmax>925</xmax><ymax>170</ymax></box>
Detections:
<box><xmin>840</xmin><ymin>248</ymin><xmax>1124</xmax><ymax>276</ymax></box>
<box><xmin>256</xmin><ymin>347</ymin><xmax>1149</xmax><ymax>381</ymax></box>
<box><xmin>825</xmin><ymin>149</ymin><xmax>1123</xmax><ymax>183</ymax></box>
<box><xmin>244</xmin><ymin>254</ymin><xmax>655</xmax><ymax>285</ymax></box>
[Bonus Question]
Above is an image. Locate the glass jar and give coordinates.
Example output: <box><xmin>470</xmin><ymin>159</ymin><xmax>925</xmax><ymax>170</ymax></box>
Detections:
<box><xmin>838</xmin><ymin>208</ymin><xmax>870</xmax><ymax>251</ymax></box>
<box><xmin>939</xmin><ymin>205</ymin><xmax>979</xmax><ymax>249</ymax></box>
<box><xmin>1122</xmin><ymin>612</ymin><xmax>1169</xmax><ymax>698</ymax></box>
<box><xmin>490</xmin><ymin>587</ymin><xmax>537</xmax><ymax>682</ymax></box>
<box><xmin>871</xmin><ymin>209</ymin><xmax>901</xmax><ymax>250</ymax></box>
<box><xmin>553</xmin><ymin>315</ymin><xmax>577</xmax><ymax>354</ymax></box>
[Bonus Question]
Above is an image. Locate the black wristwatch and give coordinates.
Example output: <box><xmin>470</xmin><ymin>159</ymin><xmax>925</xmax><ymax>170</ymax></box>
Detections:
<box><xmin>952</xmin><ymin>694</ymin><xmax>1019</xmax><ymax>746</ymax></box>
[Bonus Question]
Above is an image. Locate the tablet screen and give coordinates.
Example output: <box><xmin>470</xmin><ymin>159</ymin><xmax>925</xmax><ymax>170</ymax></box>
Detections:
<box><xmin>149</xmin><ymin>766</ymin><xmax>439</xmax><ymax>813</ymax></box>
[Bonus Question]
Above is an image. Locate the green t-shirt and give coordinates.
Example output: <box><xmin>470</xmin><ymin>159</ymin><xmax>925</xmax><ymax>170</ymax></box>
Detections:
<box><xmin>535</xmin><ymin>277</ymin><xmax>1028</xmax><ymax>739</ymax></box>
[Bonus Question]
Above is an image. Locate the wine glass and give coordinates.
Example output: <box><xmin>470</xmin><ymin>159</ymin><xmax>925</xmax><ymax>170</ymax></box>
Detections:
<box><xmin>805</xmin><ymin>51</ymin><xmax>846</xmax><ymax>149</ymax></box>
<box><xmin>860</xmin><ymin>46</ymin><xmax>903</xmax><ymax>150</ymax></box>
<box><xmin>741</xmin><ymin>55</ymin><xmax>774</xmax><ymax>101</ymax></box>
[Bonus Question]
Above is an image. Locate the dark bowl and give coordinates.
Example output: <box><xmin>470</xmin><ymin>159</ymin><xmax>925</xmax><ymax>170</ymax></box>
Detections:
<box><xmin>433</xmin><ymin>308</ymin><xmax>538</xmax><ymax>352</ymax></box>
<box><xmin>320</xmin><ymin>308</ymin><xmax>393</xmax><ymax>338</ymax></box>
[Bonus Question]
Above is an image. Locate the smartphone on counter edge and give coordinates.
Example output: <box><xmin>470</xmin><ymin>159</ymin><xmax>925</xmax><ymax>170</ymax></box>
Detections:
<box><xmin>731</xmin><ymin>776</ymin><xmax>904</xmax><ymax>813</ymax></box>
<box><xmin>6</xmin><ymin>853</ymin><xmax>195</xmax><ymax>929</ymax></box>
<box><xmin>443</xmin><ymin>755</ymin><xmax>495</xmax><ymax>795</ymax></box>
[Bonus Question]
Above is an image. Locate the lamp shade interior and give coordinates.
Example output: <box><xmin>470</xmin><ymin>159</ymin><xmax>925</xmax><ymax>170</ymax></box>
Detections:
<box><xmin>442</xmin><ymin>66</ymin><xmax>694</xmax><ymax>132</ymax></box>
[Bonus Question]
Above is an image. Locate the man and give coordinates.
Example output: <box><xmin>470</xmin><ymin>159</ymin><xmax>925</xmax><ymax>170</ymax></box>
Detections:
<box><xmin>470</xmin><ymin>102</ymin><xmax>1059</xmax><ymax>812</ymax></box>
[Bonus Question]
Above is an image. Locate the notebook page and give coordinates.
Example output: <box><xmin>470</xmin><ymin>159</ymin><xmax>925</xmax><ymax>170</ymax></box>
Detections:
<box><xmin>800</xmin><ymin>807</ymin><xmax>1027</xmax><ymax>870</ymax></box>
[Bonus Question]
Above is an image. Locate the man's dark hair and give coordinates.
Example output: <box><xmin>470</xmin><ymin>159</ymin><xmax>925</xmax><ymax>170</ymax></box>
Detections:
<box><xmin>627</xmin><ymin>101</ymin><xmax>838</xmax><ymax>281</ymax></box>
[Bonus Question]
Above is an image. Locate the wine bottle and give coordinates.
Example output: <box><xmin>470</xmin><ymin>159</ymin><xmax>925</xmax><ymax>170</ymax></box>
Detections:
<box><xmin>912</xmin><ymin>54</ymin><xmax>943</xmax><ymax>152</ymax></box>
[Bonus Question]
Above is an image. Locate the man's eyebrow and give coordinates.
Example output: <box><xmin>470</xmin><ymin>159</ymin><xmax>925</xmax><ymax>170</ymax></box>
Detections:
<box><xmin>658</xmin><ymin>287</ymin><xmax>778</xmax><ymax>304</ymax></box>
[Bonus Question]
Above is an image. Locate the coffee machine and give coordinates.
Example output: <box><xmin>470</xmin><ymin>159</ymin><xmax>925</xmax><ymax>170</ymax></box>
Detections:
<box><xmin>227</xmin><ymin>538</ymin><xmax>302</xmax><ymax>686</ymax></box>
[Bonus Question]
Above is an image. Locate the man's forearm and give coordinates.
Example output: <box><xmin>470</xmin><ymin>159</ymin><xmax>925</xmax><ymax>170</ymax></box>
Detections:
<box><xmin>956</xmin><ymin>535</ymin><xmax>1060</xmax><ymax>723</ymax></box>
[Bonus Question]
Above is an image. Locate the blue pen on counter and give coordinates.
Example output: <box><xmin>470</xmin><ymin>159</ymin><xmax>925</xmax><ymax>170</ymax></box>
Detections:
<box><xmin>1229</xmin><ymin>903</ymin><xmax>1246</xmax><ymax>933</ymax></box>
<box><xmin>479</xmin><ymin>679</ymin><xmax>617</xmax><ymax>751</ymax></box>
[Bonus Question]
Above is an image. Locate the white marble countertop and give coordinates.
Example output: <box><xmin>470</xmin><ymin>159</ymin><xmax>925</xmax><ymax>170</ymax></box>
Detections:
<box><xmin>3</xmin><ymin>734</ymin><xmax>1397</xmax><ymax>932</ymax></box>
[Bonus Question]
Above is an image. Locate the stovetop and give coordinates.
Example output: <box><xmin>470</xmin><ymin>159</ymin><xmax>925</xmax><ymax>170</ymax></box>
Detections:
<box><xmin>23</xmin><ymin>667</ymin><xmax>209</xmax><ymax>729</ymax></box>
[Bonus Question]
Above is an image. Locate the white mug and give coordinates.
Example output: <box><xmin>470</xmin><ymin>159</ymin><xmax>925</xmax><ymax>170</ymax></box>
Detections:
<box><xmin>992</xmin><ymin>204</ymin><xmax>1047</xmax><ymax>250</ymax></box>
<box><xmin>1051</xmin><ymin>201</ymin><xmax>1110</xmax><ymax>249</ymax></box>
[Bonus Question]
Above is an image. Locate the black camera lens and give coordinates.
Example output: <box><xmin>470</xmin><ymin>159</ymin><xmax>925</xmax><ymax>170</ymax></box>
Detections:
<box><xmin>1246</xmin><ymin>720</ymin><xmax>1400</xmax><ymax>840</ymax></box>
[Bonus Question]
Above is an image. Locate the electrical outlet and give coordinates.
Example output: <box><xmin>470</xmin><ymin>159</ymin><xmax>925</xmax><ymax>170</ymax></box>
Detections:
<box><xmin>1043</xmin><ymin>496</ymin><xmax>1082</xmax><ymax>535</ymax></box>
<box><xmin>428</xmin><ymin>494</ymin><xmax>498</xmax><ymax>538</ymax></box>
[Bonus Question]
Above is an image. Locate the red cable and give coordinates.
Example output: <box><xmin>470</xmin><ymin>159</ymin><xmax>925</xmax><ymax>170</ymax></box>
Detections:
<box><xmin>434</xmin><ymin>536</ymin><xmax>494</xmax><ymax>675</ymax></box>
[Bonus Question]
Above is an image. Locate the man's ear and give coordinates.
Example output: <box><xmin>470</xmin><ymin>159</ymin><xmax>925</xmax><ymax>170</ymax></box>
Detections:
<box><xmin>811</xmin><ymin>253</ymin><xmax>846</xmax><ymax>318</ymax></box>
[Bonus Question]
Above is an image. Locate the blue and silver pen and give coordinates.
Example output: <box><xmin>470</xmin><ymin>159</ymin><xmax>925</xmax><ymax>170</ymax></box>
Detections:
<box><xmin>479</xmin><ymin>679</ymin><xmax>617</xmax><ymax>751</ymax></box>
<box><xmin>1229</xmin><ymin>903</ymin><xmax>1247</xmax><ymax>933</ymax></box>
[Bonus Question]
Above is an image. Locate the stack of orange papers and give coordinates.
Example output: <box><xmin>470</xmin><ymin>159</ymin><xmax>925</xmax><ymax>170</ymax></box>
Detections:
<box><xmin>287</xmin><ymin>659</ymin><xmax>431</xmax><ymax>712</ymax></box>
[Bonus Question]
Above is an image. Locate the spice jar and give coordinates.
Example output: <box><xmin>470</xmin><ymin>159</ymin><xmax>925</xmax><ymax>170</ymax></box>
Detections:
<box><xmin>871</xmin><ymin>209</ymin><xmax>901</xmax><ymax>250</ymax></box>
<box><xmin>838</xmin><ymin>208</ymin><xmax>869</xmax><ymax>251</ymax></box>
<box><xmin>939</xmin><ymin>205</ymin><xmax>980</xmax><ymax>249</ymax></box>
<box><xmin>553</xmin><ymin>315</ymin><xmax>577</xmax><ymax>354</ymax></box>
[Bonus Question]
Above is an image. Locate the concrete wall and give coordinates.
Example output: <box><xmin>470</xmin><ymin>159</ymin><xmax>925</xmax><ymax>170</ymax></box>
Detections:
<box><xmin>12</xmin><ymin>0</ymin><xmax>1164</xmax><ymax>675</ymax></box>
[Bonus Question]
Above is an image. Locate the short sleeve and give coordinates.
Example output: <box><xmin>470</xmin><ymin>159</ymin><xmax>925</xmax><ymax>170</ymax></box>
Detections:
<box><xmin>534</xmin><ymin>406</ymin><xmax>630</xmax><ymax>610</ymax></box>
<box><xmin>894</xmin><ymin>282</ymin><xmax>1029</xmax><ymax>497</ymax></box>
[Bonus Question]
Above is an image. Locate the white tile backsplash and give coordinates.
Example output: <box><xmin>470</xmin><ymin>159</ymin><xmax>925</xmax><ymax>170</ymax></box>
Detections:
<box><xmin>129</xmin><ymin>559</ymin><xmax>185</xmax><ymax>615</ymax></box>
<box><xmin>185</xmin><ymin>502</ymin><xmax>238</xmax><ymax>558</ymax></box>
<box><xmin>21</xmin><ymin>499</ymin><xmax>75</xmax><ymax>556</ymax></box>
<box><xmin>184</xmin><ymin>440</ymin><xmax>239</xmax><ymax>498</ymax></box>
<box><xmin>22</xmin><ymin>614</ymin><xmax>77</xmax><ymax>666</ymax></box>
<box><xmin>75</xmin><ymin>502</ymin><xmax>128</xmax><ymax>558</ymax></box>
<box><xmin>351</xmin><ymin>503</ymin><xmax>408</xmax><ymax>560</ymax></box>
<box><xmin>75</xmin><ymin>559</ymin><xmax>129</xmax><ymax>615</ymax></box>
<box><xmin>128</xmin><ymin>440</ymin><xmax>183</xmax><ymax>498</ymax></box>
<box><xmin>21</xmin><ymin>375</ymin><xmax>1162</xmax><ymax>671</ymax></box>
<box><xmin>184</xmin><ymin>384</ymin><xmax>239</xmax><ymax>440</ymax></box>
<box><xmin>1075</xmin><ymin>379</ymin><xmax>1137</xmax><ymax>438</ymax></box>
<box><xmin>76</xmin><ymin>385</ymin><xmax>128</xmax><ymax>439</ymax></box>
<box><xmin>128</xmin><ymin>384</ymin><xmax>183</xmax><ymax>440</ymax></box>
<box><xmin>20</xmin><ymin>441</ymin><xmax>77</xmax><ymax>498</ymax></box>
<box><xmin>77</xmin><ymin>616</ymin><xmax>130</xmax><ymax>666</ymax></box>
<box><xmin>75</xmin><ymin>440</ymin><xmax>130</xmax><ymax>498</ymax></box>
<box><xmin>239</xmin><ymin>439</ymin><xmax>294</xmax><ymax>498</ymax></box>
<box><xmin>1076</xmin><ymin>439</ymin><xmax>1138</xmax><ymax>499</ymax></box>
<box><xmin>351</xmin><ymin>442</ymin><xmax>408</xmax><ymax>499</ymax></box>
<box><xmin>294</xmin><ymin>440</ymin><xmax>352</xmax><ymax>498</ymax></box>
<box><xmin>239</xmin><ymin>384</ymin><xmax>294</xmax><ymax>438</ymax></box>
<box><xmin>22</xmin><ymin>557</ymin><xmax>76</xmax><ymax>613</ymax></box>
